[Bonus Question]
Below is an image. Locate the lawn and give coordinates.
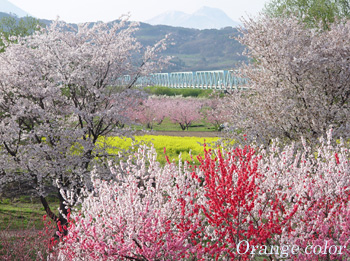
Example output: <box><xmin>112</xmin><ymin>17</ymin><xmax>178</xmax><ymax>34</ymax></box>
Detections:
<box><xmin>131</xmin><ymin>117</ymin><xmax>217</xmax><ymax>132</ymax></box>
<box><xmin>0</xmin><ymin>196</ymin><xmax>59</xmax><ymax>230</ymax></box>
<box><xmin>142</xmin><ymin>85</ymin><xmax>215</xmax><ymax>98</ymax></box>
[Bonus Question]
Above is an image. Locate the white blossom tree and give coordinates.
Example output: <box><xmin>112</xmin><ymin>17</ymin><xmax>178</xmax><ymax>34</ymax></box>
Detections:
<box><xmin>225</xmin><ymin>14</ymin><xmax>350</xmax><ymax>144</ymax></box>
<box><xmin>0</xmin><ymin>17</ymin><xmax>167</xmax><ymax>227</ymax></box>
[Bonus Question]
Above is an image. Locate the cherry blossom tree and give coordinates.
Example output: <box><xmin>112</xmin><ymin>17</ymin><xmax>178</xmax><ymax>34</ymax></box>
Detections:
<box><xmin>127</xmin><ymin>96</ymin><xmax>169</xmax><ymax>129</ymax></box>
<box><xmin>225</xmin><ymin>14</ymin><xmax>350</xmax><ymax>144</ymax></box>
<box><xmin>167</xmin><ymin>97</ymin><xmax>204</xmax><ymax>130</ymax></box>
<box><xmin>202</xmin><ymin>96</ymin><xmax>230</xmax><ymax>131</ymax></box>
<box><xmin>0</xmin><ymin>17</ymin><xmax>167</xmax><ymax>227</ymax></box>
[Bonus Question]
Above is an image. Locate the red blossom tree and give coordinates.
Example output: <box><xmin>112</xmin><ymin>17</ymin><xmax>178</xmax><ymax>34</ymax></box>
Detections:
<box><xmin>191</xmin><ymin>145</ymin><xmax>298</xmax><ymax>260</ymax></box>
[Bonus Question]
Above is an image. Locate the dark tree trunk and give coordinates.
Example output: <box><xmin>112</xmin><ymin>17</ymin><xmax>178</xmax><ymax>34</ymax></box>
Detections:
<box><xmin>40</xmin><ymin>190</ymin><xmax>69</xmax><ymax>238</ymax></box>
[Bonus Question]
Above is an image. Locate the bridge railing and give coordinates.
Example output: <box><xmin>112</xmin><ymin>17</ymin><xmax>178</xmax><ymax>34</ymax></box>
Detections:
<box><xmin>116</xmin><ymin>70</ymin><xmax>248</xmax><ymax>90</ymax></box>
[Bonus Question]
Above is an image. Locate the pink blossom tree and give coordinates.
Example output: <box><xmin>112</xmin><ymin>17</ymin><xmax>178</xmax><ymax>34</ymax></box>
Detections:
<box><xmin>127</xmin><ymin>96</ymin><xmax>169</xmax><ymax>129</ymax></box>
<box><xmin>149</xmin><ymin>96</ymin><xmax>170</xmax><ymax>125</ymax></box>
<box><xmin>0</xmin><ymin>17</ymin><xmax>167</xmax><ymax>227</ymax></box>
<box><xmin>167</xmin><ymin>97</ymin><xmax>204</xmax><ymax>130</ymax></box>
<box><xmin>56</xmin><ymin>146</ymin><xmax>203</xmax><ymax>260</ymax></box>
<box><xmin>202</xmin><ymin>97</ymin><xmax>230</xmax><ymax>131</ymax></box>
<box><xmin>257</xmin><ymin>129</ymin><xmax>350</xmax><ymax>259</ymax></box>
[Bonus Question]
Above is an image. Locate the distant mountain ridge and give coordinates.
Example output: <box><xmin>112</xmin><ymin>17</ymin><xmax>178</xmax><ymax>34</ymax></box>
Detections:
<box><xmin>134</xmin><ymin>22</ymin><xmax>246</xmax><ymax>72</ymax></box>
<box><xmin>146</xmin><ymin>6</ymin><xmax>240</xmax><ymax>30</ymax></box>
<box><xmin>0</xmin><ymin>0</ymin><xmax>31</xmax><ymax>17</ymax></box>
<box><xmin>0</xmin><ymin>7</ymin><xmax>247</xmax><ymax>72</ymax></box>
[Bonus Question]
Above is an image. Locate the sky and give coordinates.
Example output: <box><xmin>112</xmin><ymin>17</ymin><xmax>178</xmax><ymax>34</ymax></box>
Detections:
<box><xmin>8</xmin><ymin>0</ymin><xmax>270</xmax><ymax>24</ymax></box>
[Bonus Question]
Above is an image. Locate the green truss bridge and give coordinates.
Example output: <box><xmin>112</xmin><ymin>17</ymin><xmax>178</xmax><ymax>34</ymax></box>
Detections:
<box><xmin>120</xmin><ymin>70</ymin><xmax>248</xmax><ymax>90</ymax></box>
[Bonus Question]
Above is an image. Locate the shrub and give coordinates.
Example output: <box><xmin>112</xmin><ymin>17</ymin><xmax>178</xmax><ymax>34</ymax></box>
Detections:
<box><xmin>56</xmin><ymin>146</ymin><xmax>203</xmax><ymax>260</ymax></box>
<box><xmin>190</xmin><ymin>144</ymin><xmax>297</xmax><ymax>260</ymax></box>
<box><xmin>56</xmin><ymin>130</ymin><xmax>350</xmax><ymax>260</ymax></box>
<box><xmin>258</xmin><ymin>129</ymin><xmax>350</xmax><ymax>259</ymax></box>
<box><xmin>0</xmin><ymin>216</ymin><xmax>57</xmax><ymax>260</ymax></box>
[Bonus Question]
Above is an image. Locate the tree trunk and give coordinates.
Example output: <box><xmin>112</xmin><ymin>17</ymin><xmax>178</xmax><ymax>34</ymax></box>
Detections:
<box><xmin>40</xmin><ymin>190</ymin><xmax>69</xmax><ymax>238</ymax></box>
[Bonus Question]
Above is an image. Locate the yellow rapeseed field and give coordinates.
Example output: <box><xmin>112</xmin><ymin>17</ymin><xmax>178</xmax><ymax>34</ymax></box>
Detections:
<box><xmin>99</xmin><ymin>135</ymin><xmax>221</xmax><ymax>164</ymax></box>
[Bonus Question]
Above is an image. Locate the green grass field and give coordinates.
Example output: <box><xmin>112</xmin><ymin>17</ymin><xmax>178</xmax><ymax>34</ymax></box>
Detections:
<box><xmin>142</xmin><ymin>86</ymin><xmax>215</xmax><ymax>98</ymax></box>
<box><xmin>0</xmin><ymin>196</ymin><xmax>59</xmax><ymax>230</ymax></box>
<box><xmin>132</xmin><ymin>117</ymin><xmax>217</xmax><ymax>132</ymax></box>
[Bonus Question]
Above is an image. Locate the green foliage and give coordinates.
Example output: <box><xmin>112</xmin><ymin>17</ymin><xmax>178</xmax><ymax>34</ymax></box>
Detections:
<box><xmin>264</xmin><ymin>0</ymin><xmax>350</xmax><ymax>29</ymax></box>
<box><xmin>143</xmin><ymin>86</ymin><xmax>214</xmax><ymax>98</ymax></box>
<box><xmin>0</xmin><ymin>15</ymin><xmax>43</xmax><ymax>51</ymax></box>
<box><xmin>0</xmin><ymin>199</ymin><xmax>10</xmax><ymax>205</ymax></box>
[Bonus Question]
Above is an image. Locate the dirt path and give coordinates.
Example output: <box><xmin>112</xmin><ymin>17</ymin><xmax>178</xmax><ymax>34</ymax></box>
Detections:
<box><xmin>136</xmin><ymin>131</ymin><xmax>223</xmax><ymax>137</ymax></box>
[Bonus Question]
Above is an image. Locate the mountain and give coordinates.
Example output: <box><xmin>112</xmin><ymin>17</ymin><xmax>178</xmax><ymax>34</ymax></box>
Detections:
<box><xmin>148</xmin><ymin>10</ymin><xmax>188</xmax><ymax>27</ymax></box>
<box><xmin>135</xmin><ymin>22</ymin><xmax>246</xmax><ymax>72</ymax></box>
<box><xmin>0</xmin><ymin>0</ymin><xmax>31</xmax><ymax>17</ymax></box>
<box><xmin>146</xmin><ymin>6</ymin><xmax>240</xmax><ymax>30</ymax></box>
